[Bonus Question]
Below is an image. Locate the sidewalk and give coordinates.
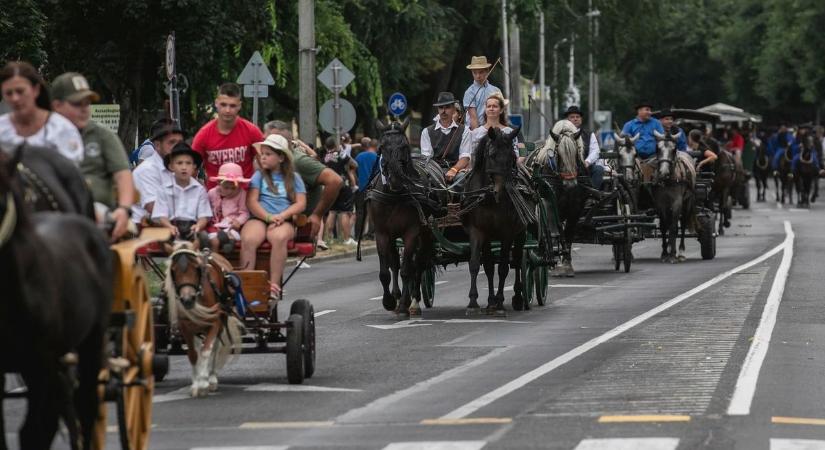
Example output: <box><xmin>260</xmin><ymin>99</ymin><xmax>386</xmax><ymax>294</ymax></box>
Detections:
<box><xmin>288</xmin><ymin>240</ymin><xmax>377</xmax><ymax>265</ymax></box>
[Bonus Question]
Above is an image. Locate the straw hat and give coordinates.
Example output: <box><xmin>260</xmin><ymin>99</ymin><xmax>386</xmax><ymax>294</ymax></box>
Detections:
<box><xmin>253</xmin><ymin>134</ymin><xmax>293</xmax><ymax>162</ymax></box>
<box><xmin>466</xmin><ymin>56</ymin><xmax>492</xmax><ymax>70</ymax></box>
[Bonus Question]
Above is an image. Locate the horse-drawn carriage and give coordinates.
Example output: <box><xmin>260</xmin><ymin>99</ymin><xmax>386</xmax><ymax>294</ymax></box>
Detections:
<box><xmin>140</xmin><ymin>215</ymin><xmax>317</xmax><ymax>386</ymax></box>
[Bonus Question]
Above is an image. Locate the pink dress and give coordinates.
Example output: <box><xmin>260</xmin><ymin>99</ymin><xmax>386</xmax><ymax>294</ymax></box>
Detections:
<box><xmin>207</xmin><ymin>187</ymin><xmax>249</xmax><ymax>240</ymax></box>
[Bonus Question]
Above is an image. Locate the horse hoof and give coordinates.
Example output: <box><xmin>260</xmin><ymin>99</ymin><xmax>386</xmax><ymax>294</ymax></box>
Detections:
<box><xmin>409</xmin><ymin>308</ymin><xmax>422</xmax><ymax>317</ymax></box>
<box><xmin>382</xmin><ymin>294</ymin><xmax>396</xmax><ymax>312</ymax></box>
<box><xmin>465</xmin><ymin>307</ymin><xmax>480</xmax><ymax>316</ymax></box>
<box><xmin>677</xmin><ymin>255</ymin><xmax>687</xmax><ymax>262</ymax></box>
<box><xmin>208</xmin><ymin>374</ymin><xmax>218</xmax><ymax>392</ymax></box>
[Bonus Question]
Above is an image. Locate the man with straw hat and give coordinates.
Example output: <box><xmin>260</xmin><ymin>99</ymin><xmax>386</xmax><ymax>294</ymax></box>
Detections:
<box><xmin>463</xmin><ymin>56</ymin><xmax>501</xmax><ymax>130</ymax></box>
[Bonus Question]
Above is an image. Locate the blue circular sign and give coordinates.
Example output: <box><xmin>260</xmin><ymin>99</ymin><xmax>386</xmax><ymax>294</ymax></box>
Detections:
<box><xmin>388</xmin><ymin>92</ymin><xmax>407</xmax><ymax>116</ymax></box>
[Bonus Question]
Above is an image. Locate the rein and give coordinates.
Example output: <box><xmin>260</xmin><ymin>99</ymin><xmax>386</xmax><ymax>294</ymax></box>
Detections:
<box><xmin>0</xmin><ymin>192</ymin><xmax>17</xmax><ymax>248</ymax></box>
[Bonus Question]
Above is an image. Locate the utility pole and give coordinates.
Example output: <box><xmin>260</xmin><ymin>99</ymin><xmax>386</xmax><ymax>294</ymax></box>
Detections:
<box><xmin>567</xmin><ymin>33</ymin><xmax>575</xmax><ymax>108</ymax></box>
<box><xmin>298</xmin><ymin>0</ymin><xmax>317</xmax><ymax>144</ymax></box>
<box><xmin>552</xmin><ymin>37</ymin><xmax>568</xmax><ymax>122</ymax></box>
<box><xmin>539</xmin><ymin>10</ymin><xmax>546</xmax><ymax>137</ymax></box>
<box><xmin>501</xmin><ymin>0</ymin><xmax>511</xmax><ymax>101</ymax></box>
<box><xmin>509</xmin><ymin>16</ymin><xmax>521</xmax><ymax>114</ymax></box>
<box><xmin>587</xmin><ymin>1</ymin><xmax>601</xmax><ymax>132</ymax></box>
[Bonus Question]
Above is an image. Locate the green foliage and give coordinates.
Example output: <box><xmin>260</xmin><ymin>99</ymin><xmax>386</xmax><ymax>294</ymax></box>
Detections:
<box><xmin>0</xmin><ymin>0</ymin><xmax>47</xmax><ymax>66</ymax></box>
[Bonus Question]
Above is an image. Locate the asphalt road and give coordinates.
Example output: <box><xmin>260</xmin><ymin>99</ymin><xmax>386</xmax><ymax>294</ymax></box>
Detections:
<box><xmin>5</xmin><ymin>186</ymin><xmax>825</xmax><ymax>450</ymax></box>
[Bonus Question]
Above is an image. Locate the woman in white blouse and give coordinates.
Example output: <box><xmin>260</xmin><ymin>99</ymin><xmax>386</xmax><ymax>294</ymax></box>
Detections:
<box><xmin>0</xmin><ymin>61</ymin><xmax>84</xmax><ymax>164</ymax></box>
<box><xmin>468</xmin><ymin>91</ymin><xmax>520</xmax><ymax>160</ymax></box>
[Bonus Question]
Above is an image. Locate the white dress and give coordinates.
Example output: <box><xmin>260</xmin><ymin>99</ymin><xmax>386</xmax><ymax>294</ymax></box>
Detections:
<box><xmin>468</xmin><ymin>125</ymin><xmax>520</xmax><ymax>158</ymax></box>
<box><xmin>0</xmin><ymin>112</ymin><xmax>85</xmax><ymax>164</ymax></box>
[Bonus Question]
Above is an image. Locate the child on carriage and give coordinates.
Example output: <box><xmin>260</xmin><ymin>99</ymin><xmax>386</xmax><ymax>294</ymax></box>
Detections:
<box><xmin>152</xmin><ymin>142</ymin><xmax>213</xmax><ymax>249</ymax></box>
<box><xmin>207</xmin><ymin>162</ymin><xmax>250</xmax><ymax>254</ymax></box>
<box><xmin>240</xmin><ymin>134</ymin><xmax>307</xmax><ymax>301</ymax></box>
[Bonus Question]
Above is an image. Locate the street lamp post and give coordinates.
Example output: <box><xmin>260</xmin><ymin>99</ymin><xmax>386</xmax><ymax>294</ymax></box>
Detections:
<box><xmin>586</xmin><ymin>4</ymin><xmax>601</xmax><ymax>132</ymax></box>
<box><xmin>552</xmin><ymin>37</ymin><xmax>568</xmax><ymax>122</ymax></box>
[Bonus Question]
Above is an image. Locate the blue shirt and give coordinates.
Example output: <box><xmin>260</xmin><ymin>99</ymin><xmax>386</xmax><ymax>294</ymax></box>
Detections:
<box><xmin>250</xmin><ymin>171</ymin><xmax>306</xmax><ymax>215</ymax></box>
<box><xmin>621</xmin><ymin>117</ymin><xmax>665</xmax><ymax>158</ymax></box>
<box><xmin>767</xmin><ymin>131</ymin><xmax>795</xmax><ymax>157</ymax></box>
<box><xmin>355</xmin><ymin>151</ymin><xmax>379</xmax><ymax>192</ymax></box>
<box><xmin>667</xmin><ymin>126</ymin><xmax>688</xmax><ymax>151</ymax></box>
<box><xmin>463</xmin><ymin>81</ymin><xmax>501</xmax><ymax>125</ymax></box>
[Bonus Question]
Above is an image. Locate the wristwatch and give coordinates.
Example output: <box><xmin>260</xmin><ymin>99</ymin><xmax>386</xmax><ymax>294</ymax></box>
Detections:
<box><xmin>116</xmin><ymin>205</ymin><xmax>132</xmax><ymax>218</ymax></box>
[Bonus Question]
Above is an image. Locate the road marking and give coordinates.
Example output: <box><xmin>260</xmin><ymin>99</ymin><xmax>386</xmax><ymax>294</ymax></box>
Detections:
<box><xmin>369</xmin><ymin>295</ymin><xmax>383</xmax><ymax>300</ymax></box>
<box><xmin>435</xmin><ymin>280</ymin><xmax>449</xmax><ymax>285</ymax></box>
<box><xmin>574</xmin><ymin>438</ymin><xmax>679</xmax><ymax>450</ymax></box>
<box><xmin>244</xmin><ymin>384</ymin><xmax>361</xmax><ymax>393</ymax></box>
<box><xmin>772</xmin><ymin>416</ymin><xmax>825</xmax><ymax>426</ymax></box>
<box><xmin>420</xmin><ymin>417</ymin><xmax>512</xmax><ymax>425</ymax></box>
<box><xmin>239</xmin><ymin>421</ymin><xmax>334</xmax><ymax>429</ymax></box>
<box><xmin>190</xmin><ymin>447</ymin><xmax>289</xmax><ymax>450</ymax></box>
<box><xmin>336</xmin><ymin>347</ymin><xmax>509</xmax><ymax>423</ymax></box>
<box><xmin>153</xmin><ymin>386</ymin><xmax>193</xmax><ymax>403</ymax></box>
<box><xmin>383</xmin><ymin>442</ymin><xmax>486</xmax><ymax>450</ymax></box>
<box><xmin>314</xmin><ymin>309</ymin><xmax>336</xmax><ymax>317</ymax></box>
<box><xmin>367</xmin><ymin>320</ymin><xmax>433</xmax><ymax>330</ymax></box>
<box><xmin>367</xmin><ymin>319</ymin><xmax>529</xmax><ymax>330</ymax></box>
<box><xmin>552</xmin><ymin>284</ymin><xmax>617</xmax><ymax>288</ymax></box>
<box><xmin>788</xmin><ymin>208</ymin><xmax>810</xmax><ymax>213</ymax></box>
<box><xmin>439</xmin><ymin>223</ymin><xmax>790</xmax><ymax>420</ymax></box>
<box><xmin>771</xmin><ymin>438</ymin><xmax>825</xmax><ymax>450</ymax></box>
<box><xmin>728</xmin><ymin>220</ymin><xmax>794</xmax><ymax>416</ymax></box>
<box><xmin>598</xmin><ymin>415</ymin><xmax>691</xmax><ymax>423</ymax></box>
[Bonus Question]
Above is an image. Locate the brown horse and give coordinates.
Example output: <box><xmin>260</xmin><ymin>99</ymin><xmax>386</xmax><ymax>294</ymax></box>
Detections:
<box><xmin>752</xmin><ymin>137</ymin><xmax>771</xmax><ymax>202</ymax></box>
<box><xmin>794</xmin><ymin>135</ymin><xmax>819</xmax><ymax>208</ymax></box>
<box><xmin>712</xmin><ymin>149</ymin><xmax>737</xmax><ymax>235</ymax></box>
<box><xmin>165</xmin><ymin>243</ymin><xmax>243</xmax><ymax>397</ymax></box>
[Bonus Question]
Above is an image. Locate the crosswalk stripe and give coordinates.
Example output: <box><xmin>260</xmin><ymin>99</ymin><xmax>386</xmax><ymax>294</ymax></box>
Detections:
<box><xmin>383</xmin><ymin>442</ymin><xmax>486</xmax><ymax>450</ymax></box>
<box><xmin>574</xmin><ymin>438</ymin><xmax>679</xmax><ymax>450</ymax></box>
<box><xmin>190</xmin><ymin>447</ymin><xmax>288</xmax><ymax>450</ymax></box>
<box><xmin>771</xmin><ymin>439</ymin><xmax>825</xmax><ymax>450</ymax></box>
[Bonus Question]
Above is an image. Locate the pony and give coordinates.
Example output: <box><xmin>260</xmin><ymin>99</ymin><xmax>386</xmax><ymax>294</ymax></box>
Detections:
<box><xmin>462</xmin><ymin>126</ymin><xmax>533</xmax><ymax>314</ymax></box>
<box><xmin>711</xmin><ymin>148</ymin><xmax>737</xmax><ymax>235</ymax></box>
<box><xmin>653</xmin><ymin>130</ymin><xmax>696</xmax><ymax>263</ymax></box>
<box><xmin>752</xmin><ymin>136</ymin><xmax>771</xmax><ymax>202</ymax></box>
<box><xmin>532</xmin><ymin>120</ymin><xmax>584</xmax><ymax>276</ymax></box>
<box><xmin>794</xmin><ymin>134</ymin><xmax>818</xmax><ymax>208</ymax></box>
<box><xmin>164</xmin><ymin>242</ymin><xmax>243</xmax><ymax>397</ymax></box>
<box><xmin>774</xmin><ymin>143</ymin><xmax>794</xmax><ymax>205</ymax></box>
<box><xmin>0</xmin><ymin>147</ymin><xmax>112</xmax><ymax>450</ymax></box>
<box><xmin>365</xmin><ymin>117</ymin><xmax>444</xmax><ymax>317</ymax></box>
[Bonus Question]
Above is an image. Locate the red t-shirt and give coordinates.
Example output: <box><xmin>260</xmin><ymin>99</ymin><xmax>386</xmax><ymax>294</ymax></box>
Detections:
<box><xmin>192</xmin><ymin>118</ymin><xmax>264</xmax><ymax>189</ymax></box>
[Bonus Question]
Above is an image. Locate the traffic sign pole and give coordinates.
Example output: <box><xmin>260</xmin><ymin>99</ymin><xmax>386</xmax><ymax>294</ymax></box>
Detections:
<box><xmin>333</xmin><ymin>62</ymin><xmax>341</xmax><ymax>149</ymax></box>
<box><xmin>252</xmin><ymin>62</ymin><xmax>260</xmax><ymax>127</ymax></box>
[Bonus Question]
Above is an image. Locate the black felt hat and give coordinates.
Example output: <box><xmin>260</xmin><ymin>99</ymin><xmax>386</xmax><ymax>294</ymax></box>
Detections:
<box><xmin>433</xmin><ymin>92</ymin><xmax>458</xmax><ymax>107</ymax></box>
<box><xmin>657</xmin><ymin>108</ymin><xmax>675</xmax><ymax>119</ymax></box>
<box><xmin>563</xmin><ymin>105</ymin><xmax>583</xmax><ymax>117</ymax></box>
<box><xmin>163</xmin><ymin>142</ymin><xmax>202</xmax><ymax>169</ymax></box>
<box><xmin>150</xmin><ymin>118</ymin><xmax>185</xmax><ymax>141</ymax></box>
<box><xmin>635</xmin><ymin>100</ymin><xmax>654</xmax><ymax>110</ymax></box>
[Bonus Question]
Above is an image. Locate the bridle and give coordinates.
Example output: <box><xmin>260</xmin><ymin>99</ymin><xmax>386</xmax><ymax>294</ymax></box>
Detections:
<box><xmin>169</xmin><ymin>247</ymin><xmax>206</xmax><ymax>301</ymax></box>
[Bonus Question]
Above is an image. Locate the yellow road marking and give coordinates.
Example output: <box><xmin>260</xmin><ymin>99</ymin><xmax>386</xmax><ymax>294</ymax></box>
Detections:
<box><xmin>772</xmin><ymin>416</ymin><xmax>825</xmax><ymax>426</ymax></box>
<box><xmin>598</xmin><ymin>415</ymin><xmax>691</xmax><ymax>423</ymax></box>
<box><xmin>420</xmin><ymin>417</ymin><xmax>513</xmax><ymax>426</ymax></box>
<box><xmin>239</xmin><ymin>421</ymin><xmax>335</xmax><ymax>429</ymax></box>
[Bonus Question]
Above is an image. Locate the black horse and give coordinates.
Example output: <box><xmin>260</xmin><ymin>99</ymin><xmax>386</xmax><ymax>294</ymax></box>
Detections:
<box><xmin>775</xmin><ymin>144</ymin><xmax>795</xmax><ymax>205</ymax></box>
<box><xmin>462</xmin><ymin>126</ymin><xmax>532</xmax><ymax>314</ymax></box>
<box><xmin>366</xmin><ymin>118</ymin><xmax>444</xmax><ymax>317</ymax></box>
<box><xmin>794</xmin><ymin>134</ymin><xmax>818</xmax><ymax>208</ymax></box>
<box><xmin>653</xmin><ymin>130</ymin><xmax>696</xmax><ymax>263</ymax></box>
<box><xmin>0</xmin><ymin>147</ymin><xmax>112</xmax><ymax>450</ymax></box>
<box><xmin>712</xmin><ymin>148</ymin><xmax>737</xmax><ymax>235</ymax></box>
<box><xmin>752</xmin><ymin>137</ymin><xmax>771</xmax><ymax>202</ymax></box>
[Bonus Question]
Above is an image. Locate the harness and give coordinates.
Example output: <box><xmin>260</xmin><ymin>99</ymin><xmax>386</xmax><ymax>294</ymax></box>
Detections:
<box><xmin>169</xmin><ymin>248</ymin><xmax>233</xmax><ymax>307</ymax></box>
<box><xmin>16</xmin><ymin>162</ymin><xmax>60</xmax><ymax>211</ymax></box>
<box><xmin>0</xmin><ymin>192</ymin><xmax>17</xmax><ymax>248</ymax></box>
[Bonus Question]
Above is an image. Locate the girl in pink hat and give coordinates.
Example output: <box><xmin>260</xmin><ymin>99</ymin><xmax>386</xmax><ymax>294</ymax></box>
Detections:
<box><xmin>207</xmin><ymin>162</ymin><xmax>251</xmax><ymax>253</ymax></box>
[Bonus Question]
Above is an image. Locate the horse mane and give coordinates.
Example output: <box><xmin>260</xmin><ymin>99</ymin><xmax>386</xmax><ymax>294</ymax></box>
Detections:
<box><xmin>531</xmin><ymin>119</ymin><xmax>583</xmax><ymax>168</ymax></box>
<box><xmin>380</xmin><ymin>129</ymin><xmax>418</xmax><ymax>181</ymax></box>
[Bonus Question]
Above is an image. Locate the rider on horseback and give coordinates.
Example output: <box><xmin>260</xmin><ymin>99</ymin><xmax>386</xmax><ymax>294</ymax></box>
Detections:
<box><xmin>621</xmin><ymin>101</ymin><xmax>665</xmax><ymax>182</ymax></box>
<box><xmin>769</xmin><ymin>123</ymin><xmax>797</xmax><ymax>173</ymax></box>
<box><xmin>419</xmin><ymin>92</ymin><xmax>472</xmax><ymax>183</ymax></box>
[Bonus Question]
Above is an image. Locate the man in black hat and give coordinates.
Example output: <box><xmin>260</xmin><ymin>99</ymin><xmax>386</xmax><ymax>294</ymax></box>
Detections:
<box><xmin>621</xmin><ymin>101</ymin><xmax>664</xmax><ymax>160</ymax></box>
<box><xmin>131</xmin><ymin>118</ymin><xmax>185</xmax><ymax>224</ymax></box>
<box><xmin>656</xmin><ymin>109</ymin><xmax>687</xmax><ymax>151</ymax></box>
<box><xmin>420</xmin><ymin>92</ymin><xmax>472</xmax><ymax>182</ymax></box>
<box><xmin>564</xmin><ymin>105</ymin><xmax>605</xmax><ymax>189</ymax></box>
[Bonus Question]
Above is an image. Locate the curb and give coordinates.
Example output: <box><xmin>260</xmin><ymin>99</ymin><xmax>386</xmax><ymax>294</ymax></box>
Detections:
<box><xmin>288</xmin><ymin>244</ymin><xmax>377</xmax><ymax>264</ymax></box>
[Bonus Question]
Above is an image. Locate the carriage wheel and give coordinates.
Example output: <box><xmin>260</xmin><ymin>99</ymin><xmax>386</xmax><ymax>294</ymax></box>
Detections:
<box><xmin>285</xmin><ymin>314</ymin><xmax>305</xmax><ymax>384</ymax></box>
<box><xmin>534</xmin><ymin>263</ymin><xmax>548</xmax><ymax>306</ymax></box>
<box><xmin>519</xmin><ymin>253</ymin><xmax>534</xmax><ymax>310</ymax></box>
<box><xmin>612</xmin><ymin>244</ymin><xmax>622</xmax><ymax>271</ymax></box>
<box><xmin>421</xmin><ymin>266</ymin><xmax>435</xmax><ymax>308</ymax></box>
<box><xmin>290</xmin><ymin>300</ymin><xmax>316</xmax><ymax>379</ymax></box>
<box><xmin>118</xmin><ymin>271</ymin><xmax>155</xmax><ymax>450</ymax></box>
<box><xmin>699</xmin><ymin>215</ymin><xmax>716</xmax><ymax>260</ymax></box>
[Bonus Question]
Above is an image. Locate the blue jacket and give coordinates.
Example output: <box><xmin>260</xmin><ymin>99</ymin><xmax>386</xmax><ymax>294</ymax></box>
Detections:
<box><xmin>621</xmin><ymin>117</ymin><xmax>664</xmax><ymax>158</ymax></box>
<box><xmin>666</xmin><ymin>126</ymin><xmax>688</xmax><ymax>151</ymax></box>
<box><xmin>771</xmin><ymin>133</ymin><xmax>799</xmax><ymax>170</ymax></box>
<box><xmin>767</xmin><ymin>131</ymin><xmax>795</xmax><ymax>158</ymax></box>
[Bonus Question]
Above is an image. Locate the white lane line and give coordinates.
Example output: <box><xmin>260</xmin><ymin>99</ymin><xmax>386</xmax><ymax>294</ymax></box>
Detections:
<box><xmin>383</xmin><ymin>441</ymin><xmax>486</xmax><ymax>450</ymax></box>
<box><xmin>440</xmin><ymin>222</ymin><xmax>790</xmax><ymax>420</ymax></box>
<box><xmin>435</xmin><ymin>280</ymin><xmax>449</xmax><ymax>285</ymax></box>
<box><xmin>153</xmin><ymin>386</ymin><xmax>192</xmax><ymax>403</ymax></box>
<box><xmin>728</xmin><ymin>220</ymin><xmax>795</xmax><ymax>415</ymax></box>
<box><xmin>314</xmin><ymin>309</ymin><xmax>336</xmax><ymax>317</ymax></box>
<box><xmin>244</xmin><ymin>384</ymin><xmax>361</xmax><ymax>393</ymax></box>
<box><xmin>551</xmin><ymin>284</ymin><xmax>617</xmax><ymax>288</ymax></box>
<box><xmin>771</xmin><ymin>439</ymin><xmax>825</xmax><ymax>450</ymax></box>
<box><xmin>369</xmin><ymin>295</ymin><xmax>383</xmax><ymax>300</ymax></box>
<box><xmin>191</xmin><ymin>447</ymin><xmax>289</xmax><ymax>450</ymax></box>
<box><xmin>574</xmin><ymin>438</ymin><xmax>679</xmax><ymax>450</ymax></box>
<box><xmin>336</xmin><ymin>347</ymin><xmax>509</xmax><ymax>423</ymax></box>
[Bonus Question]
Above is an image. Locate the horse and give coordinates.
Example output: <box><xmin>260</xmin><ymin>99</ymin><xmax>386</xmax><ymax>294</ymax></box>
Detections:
<box><xmin>365</xmin><ymin>118</ymin><xmax>444</xmax><ymax>317</ymax></box>
<box><xmin>652</xmin><ymin>130</ymin><xmax>696</xmax><ymax>263</ymax></box>
<box><xmin>794</xmin><ymin>134</ymin><xmax>818</xmax><ymax>208</ymax></box>
<box><xmin>614</xmin><ymin>132</ymin><xmax>640</xmax><ymax>183</ymax></box>
<box><xmin>711</xmin><ymin>148</ymin><xmax>737</xmax><ymax>235</ymax></box>
<box><xmin>775</xmin><ymin>144</ymin><xmax>795</xmax><ymax>205</ymax></box>
<box><xmin>13</xmin><ymin>144</ymin><xmax>95</xmax><ymax>219</ymax></box>
<box><xmin>164</xmin><ymin>242</ymin><xmax>243</xmax><ymax>397</ymax></box>
<box><xmin>462</xmin><ymin>126</ymin><xmax>533</xmax><ymax>314</ymax></box>
<box><xmin>752</xmin><ymin>137</ymin><xmax>771</xmax><ymax>202</ymax></box>
<box><xmin>0</xmin><ymin>148</ymin><xmax>112</xmax><ymax>450</ymax></box>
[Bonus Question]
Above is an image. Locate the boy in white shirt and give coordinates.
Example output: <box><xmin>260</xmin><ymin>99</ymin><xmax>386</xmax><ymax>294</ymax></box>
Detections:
<box><xmin>152</xmin><ymin>142</ymin><xmax>212</xmax><ymax>246</ymax></box>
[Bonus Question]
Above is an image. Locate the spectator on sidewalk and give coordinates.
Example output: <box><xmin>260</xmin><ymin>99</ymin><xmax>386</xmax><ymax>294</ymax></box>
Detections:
<box><xmin>323</xmin><ymin>136</ymin><xmax>358</xmax><ymax>246</ymax></box>
<box><xmin>355</xmin><ymin>138</ymin><xmax>378</xmax><ymax>240</ymax></box>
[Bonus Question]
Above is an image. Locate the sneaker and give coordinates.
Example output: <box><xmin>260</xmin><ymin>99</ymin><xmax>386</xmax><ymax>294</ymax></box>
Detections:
<box><xmin>317</xmin><ymin>240</ymin><xmax>329</xmax><ymax>251</ymax></box>
<box><xmin>343</xmin><ymin>238</ymin><xmax>358</xmax><ymax>246</ymax></box>
<box><xmin>296</xmin><ymin>260</ymin><xmax>311</xmax><ymax>269</ymax></box>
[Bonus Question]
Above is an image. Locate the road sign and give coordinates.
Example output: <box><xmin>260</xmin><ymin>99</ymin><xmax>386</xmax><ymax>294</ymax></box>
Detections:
<box><xmin>243</xmin><ymin>84</ymin><xmax>268</xmax><ymax>98</ymax></box>
<box><xmin>318</xmin><ymin>99</ymin><xmax>356</xmax><ymax>134</ymax></box>
<box><xmin>509</xmin><ymin>114</ymin><xmax>523</xmax><ymax>129</ymax></box>
<box><xmin>388</xmin><ymin>92</ymin><xmax>407</xmax><ymax>116</ymax></box>
<box><xmin>594</xmin><ymin>110</ymin><xmax>612</xmax><ymax>132</ymax></box>
<box><xmin>165</xmin><ymin>33</ymin><xmax>175</xmax><ymax>81</ymax></box>
<box><xmin>237</xmin><ymin>51</ymin><xmax>275</xmax><ymax>86</ymax></box>
<box><xmin>317</xmin><ymin>58</ymin><xmax>355</xmax><ymax>93</ymax></box>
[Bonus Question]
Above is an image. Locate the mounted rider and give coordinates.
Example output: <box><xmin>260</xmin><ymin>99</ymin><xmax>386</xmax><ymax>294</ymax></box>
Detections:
<box><xmin>768</xmin><ymin>122</ymin><xmax>796</xmax><ymax>172</ymax></box>
<box><xmin>790</xmin><ymin>124</ymin><xmax>825</xmax><ymax>176</ymax></box>
<box><xmin>419</xmin><ymin>92</ymin><xmax>472</xmax><ymax>183</ymax></box>
<box><xmin>621</xmin><ymin>100</ymin><xmax>665</xmax><ymax>181</ymax></box>
<box><xmin>563</xmin><ymin>105</ymin><xmax>604</xmax><ymax>189</ymax></box>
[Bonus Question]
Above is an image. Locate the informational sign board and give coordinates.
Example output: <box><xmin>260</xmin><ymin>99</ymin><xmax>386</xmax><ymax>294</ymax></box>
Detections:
<box><xmin>91</xmin><ymin>104</ymin><xmax>120</xmax><ymax>134</ymax></box>
<box><xmin>243</xmin><ymin>84</ymin><xmax>268</xmax><ymax>98</ymax></box>
<box><xmin>388</xmin><ymin>92</ymin><xmax>407</xmax><ymax>117</ymax></box>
